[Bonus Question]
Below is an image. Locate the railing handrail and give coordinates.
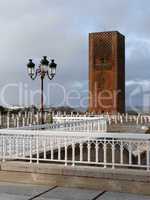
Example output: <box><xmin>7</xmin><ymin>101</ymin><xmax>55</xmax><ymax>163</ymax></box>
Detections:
<box><xmin>5</xmin><ymin>117</ymin><xmax>106</xmax><ymax>130</ymax></box>
<box><xmin>0</xmin><ymin>130</ymin><xmax>149</xmax><ymax>140</ymax></box>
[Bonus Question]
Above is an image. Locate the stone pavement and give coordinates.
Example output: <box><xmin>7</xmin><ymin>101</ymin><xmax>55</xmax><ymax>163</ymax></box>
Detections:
<box><xmin>0</xmin><ymin>182</ymin><xmax>149</xmax><ymax>200</ymax></box>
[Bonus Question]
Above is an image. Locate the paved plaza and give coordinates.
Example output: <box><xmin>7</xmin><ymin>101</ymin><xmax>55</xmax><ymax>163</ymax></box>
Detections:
<box><xmin>0</xmin><ymin>182</ymin><xmax>149</xmax><ymax>200</ymax></box>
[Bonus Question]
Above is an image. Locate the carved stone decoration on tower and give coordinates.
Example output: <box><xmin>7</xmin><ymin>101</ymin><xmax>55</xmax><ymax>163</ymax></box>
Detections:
<box><xmin>89</xmin><ymin>31</ymin><xmax>125</xmax><ymax>114</ymax></box>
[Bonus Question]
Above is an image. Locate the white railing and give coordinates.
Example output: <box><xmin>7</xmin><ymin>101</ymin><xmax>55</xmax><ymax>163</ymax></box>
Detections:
<box><xmin>0</xmin><ymin>131</ymin><xmax>150</xmax><ymax>170</ymax></box>
<box><xmin>1</xmin><ymin>111</ymin><xmax>150</xmax><ymax>129</ymax></box>
<box><xmin>53</xmin><ymin>116</ymin><xmax>104</xmax><ymax>122</ymax></box>
<box><xmin>48</xmin><ymin>113</ymin><xmax>150</xmax><ymax>125</ymax></box>
<box><xmin>8</xmin><ymin>117</ymin><xmax>107</xmax><ymax>133</ymax></box>
<box><xmin>105</xmin><ymin>113</ymin><xmax>150</xmax><ymax>125</ymax></box>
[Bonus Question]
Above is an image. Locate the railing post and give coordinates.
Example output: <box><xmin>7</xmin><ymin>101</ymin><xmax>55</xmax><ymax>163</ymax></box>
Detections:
<box><xmin>87</xmin><ymin>141</ymin><xmax>91</xmax><ymax>163</ymax></box>
<box><xmin>23</xmin><ymin>117</ymin><xmax>25</xmax><ymax>127</ymax></box>
<box><xmin>90</xmin><ymin>121</ymin><xmax>93</xmax><ymax>131</ymax></box>
<box><xmin>95</xmin><ymin>141</ymin><xmax>99</xmax><ymax>163</ymax></box>
<box><xmin>16</xmin><ymin>136</ymin><xmax>19</xmax><ymax>158</ymax></box>
<box><xmin>73</xmin><ymin>122</ymin><xmax>76</xmax><ymax>131</ymax></box>
<box><xmin>148</xmin><ymin>116</ymin><xmax>150</xmax><ymax>123</ymax></box>
<box><xmin>22</xmin><ymin>136</ymin><xmax>25</xmax><ymax>158</ymax></box>
<box><xmin>80</xmin><ymin>142</ymin><xmax>83</xmax><ymax>162</ymax></box>
<box><xmin>115</xmin><ymin>115</ymin><xmax>117</xmax><ymax>124</ymax></box>
<box><xmin>125</xmin><ymin>113</ymin><xmax>128</xmax><ymax>123</ymax></box>
<box><xmin>17</xmin><ymin>116</ymin><xmax>19</xmax><ymax>128</ymax></box>
<box><xmin>58</xmin><ymin>144</ymin><xmax>61</xmax><ymax>161</ymax></box>
<box><xmin>29</xmin><ymin>136</ymin><xmax>32</xmax><ymax>163</ymax></box>
<box><xmin>140</xmin><ymin>116</ymin><xmax>143</xmax><ymax>124</ymax></box>
<box><xmin>8</xmin><ymin>137</ymin><xmax>12</xmax><ymax>159</ymax></box>
<box><xmin>43</xmin><ymin>137</ymin><xmax>46</xmax><ymax>160</ymax></box>
<box><xmin>129</xmin><ymin>142</ymin><xmax>132</xmax><ymax>166</ymax></box>
<box><xmin>2</xmin><ymin>135</ymin><xmax>5</xmax><ymax>162</ymax></box>
<box><xmin>65</xmin><ymin>139</ymin><xmax>67</xmax><ymax>166</ymax></box>
<box><xmin>87</xmin><ymin>121</ymin><xmax>90</xmax><ymax>132</ymax></box>
<box><xmin>0</xmin><ymin>112</ymin><xmax>2</xmax><ymax>127</ymax></box>
<box><xmin>147</xmin><ymin>141</ymin><xmax>150</xmax><ymax>171</ymax></box>
<box><xmin>72</xmin><ymin>142</ymin><xmax>75</xmax><ymax>166</ymax></box>
<box><xmin>13</xmin><ymin>116</ymin><xmax>16</xmax><ymax>128</ymax></box>
<box><xmin>112</xmin><ymin>139</ymin><xmax>115</xmax><ymax>169</ymax></box>
<box><xmin>51</xmin><ymin>141</ymin><xmax>54</xmax><ymax>160</ymax></box>
<box><xmin>108</xmin><ymin>114</ymin><xmax>111</xmax><ymax>125</ymax></box>
<box><xmin>120</xmin><ymin>141</ymin><xmax>123</xmax><ymax>165</ymax></box>
<box><xmin>36</xmin><ymin>135</ymin><xmax>39</xmax><ymax>164</ymax></box>
<box><xmin>120</xmin><ymin>115</ymin><xmax>123</xmax><ymax>124</ymax></box>
<box><xmin>137</xmin><ymin>144</ymin><xmax>141</xmax><ymax>166</ymax></box>
<box><xmin>44</xmin><ymin>112</ymin><xmax>47</xmax><ymax>123</ymax></box>
<box><xmin>36</xmin><ymin>113</ymin><xmax>39</xmax><ymax>124</ymax></box>
<box><xmin>103</xmin><ymin>139</ymin><xmax>107</xmax><ymax>168</ymax></box>
<box><xmin>136</xmin><ymin>115</ymin><xmax>139</xmax><ymax>125</ymax></box>
<box><xmin>98</xmin><ymin>119</ymin><xmax>100</xmax><ymax>131</ymax></box>
<box><xmin>27</xmin><ymin>116</ymin><xmax>29</xmax><ymax>126</ymax></box>
<box><xmin>83</xmin><ymin>121</ymin><xmax>86</xmax><ymax>131</ymax></box>
<box><xmin>7</xmin><ymin>112</ymin><xmax>10</xmax><ymax>128</ymax></box>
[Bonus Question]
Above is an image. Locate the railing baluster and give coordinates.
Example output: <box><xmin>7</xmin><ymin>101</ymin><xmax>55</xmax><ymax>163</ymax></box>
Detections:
<box><xmin>98</xmin><ymin>120</ymin><xmax>100</xmax><ymax>131</ymax></box>
<box><xmin>2</xmin><ymin>136</ymin><xmax>5</xmax><ymax>162</ymax></box>
<box><xmin>16</xmin><ymin>136</ymin><xmax>19</xmax><ymax>158</ymax></box>
<box><xmin>138</xmin><ymin>143</ymin><xmax>141</xmax><ymax>166</ymax></box>
<box><xmin>80</xmin><ymin>142</ymin><xmax>83</xmax><ymax>162</ymax></box>
<box><xmin>72</xmin><ymin>142</ymin><xmax>75</xmax><ymax>166</ymax></box>
<box><xmin>95</xmin><ymin>141</ymin><xmax>99</xmax><ymax>163</ymax></box>
<box><xmin>120</xmin><ymin>141</ymin><xmax>123</xmax><ymax>165</ymax></box>
<box><xmin>23</xmin><ymin>136</ymin><xmax>25</xmax><ymax>158</ymax></box>
<box><xmin>0</xmin><ymin>136</ymin><xmax>2</xmax><ymax>160</ymax></box>
<box><xmin>129</xmin><ymin>142</ymin><xmax>132</xmax><ymax>166</ymax></box>
<box><xmin>43</xmin><ymin>137</ymin><xmax>46</xmax><ymax>160</ymax></box>
<box><xmin>112</xmin><ymin>139</ymin><xmax>115</xmax><ymax>169</ymax></box>
<box><xmin>65</xmin><ymin>139</ymin><xmax>67</xmax><ymax>166</ymax></box>
<box><xmin>29</xmin><ymin>136</ymin><xmax>32</xmax><ymax>163</ymax></box>
<box><xmin>88</xmin><ymin>141</ymin><xmax>91</xmax><ymax>163</ymax></box>
<box><xmin>8</xmin><ymin>136</ymin><xmax>11</xmax><ymax>159</ymax></box>
<box><xmin>51</xmin><ymin>141</ymin><xmax>54</xmax><ymax>160</ymax></box>
<box><xmin>147</xmin><ymin>141</ymin><xmax>150</xmax><ymax>171</ymax></box>
<box><xmin>58</xmin><ymin>144</ymin><xmax>61</xmax><ymax>161</ymax></box>
<box><xmin>103</xmin><ymin>139</ymin><xmax>107</xmax><ymax>168</ymax></box>
<box><xmin>36</xmin><ymin>135</ymin><xmax>39</xmax><ymax>164</ymax></box>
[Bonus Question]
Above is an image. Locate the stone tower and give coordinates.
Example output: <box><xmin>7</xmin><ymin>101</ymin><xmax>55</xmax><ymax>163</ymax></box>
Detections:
<box><xmin>89</xmin><ymin>31</ymin><xmax>125</xmax><ymax>113</ymax></box>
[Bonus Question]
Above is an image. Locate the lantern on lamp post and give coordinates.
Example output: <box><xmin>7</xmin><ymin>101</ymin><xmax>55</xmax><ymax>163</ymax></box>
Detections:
<box><xmin>27</xmin><ymin>56</ymin><xmax>57</xmax><ymax>124</ymax></box>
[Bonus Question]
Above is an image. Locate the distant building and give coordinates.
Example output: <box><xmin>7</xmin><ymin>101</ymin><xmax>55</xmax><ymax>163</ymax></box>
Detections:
<box><xmin>6</xmin><ymin>105</ymin><xmax>24</xmax><ymax>110</ymax></box>
<box><xmin>89</xmin><ymin>31</ymin><xmax>125</xmax><ymax>113</ymax></box>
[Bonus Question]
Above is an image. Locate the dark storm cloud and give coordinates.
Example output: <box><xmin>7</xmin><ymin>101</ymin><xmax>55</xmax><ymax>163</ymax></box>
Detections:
<box><xmin>0</xmin><ymin>0</ymin><xmax>150</xmax><ymax>108</ymax></box>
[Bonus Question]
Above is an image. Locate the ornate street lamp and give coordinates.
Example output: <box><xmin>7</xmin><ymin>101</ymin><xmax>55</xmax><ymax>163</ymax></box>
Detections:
<box><xmin>27</xmin><ymin>56</ymin><xmax>57</xmax><ymax>124</ymax></box>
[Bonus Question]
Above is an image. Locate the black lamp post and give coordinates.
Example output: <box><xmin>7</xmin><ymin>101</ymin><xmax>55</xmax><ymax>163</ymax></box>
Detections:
<box><xmin>27</xmin><ymin>56</ymin><xmax>57</xmax><ymax>124</ymax></box>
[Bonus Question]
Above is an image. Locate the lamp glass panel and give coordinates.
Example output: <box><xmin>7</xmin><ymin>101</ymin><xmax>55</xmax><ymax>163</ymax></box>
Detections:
<box><xmin>28</xmin><ymin>68</ymin><xmax>34</xmax><ymax>75</ymax></box>
<box><xmin>51</xmin><ymin>67</ymin><xmax>56</xmax><ymax>75</ymax></box>
<box><xmin>41</xmin><ymin>64</ymin><xmax>48</xmax><ymax>72</ymax></box>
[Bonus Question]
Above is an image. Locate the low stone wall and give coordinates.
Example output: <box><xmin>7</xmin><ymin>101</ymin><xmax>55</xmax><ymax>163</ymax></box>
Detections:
<box><xmin>0</xmin><ymin>161</ymin><xmax>150</xmax><ymax>195</ymax></box>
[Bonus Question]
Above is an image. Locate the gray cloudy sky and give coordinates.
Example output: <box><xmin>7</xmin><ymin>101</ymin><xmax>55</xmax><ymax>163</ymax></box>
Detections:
<box><xmin>0</xmin><ymin>0</ymin><xmax>150</xmax><ymax>110</ymax></box>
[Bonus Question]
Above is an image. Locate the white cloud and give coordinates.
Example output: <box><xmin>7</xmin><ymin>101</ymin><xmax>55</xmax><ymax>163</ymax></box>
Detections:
<box><xmin>126</xmin><ymin>79</ymin><xmax>150</xmax><ymax>91</ymax></box>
